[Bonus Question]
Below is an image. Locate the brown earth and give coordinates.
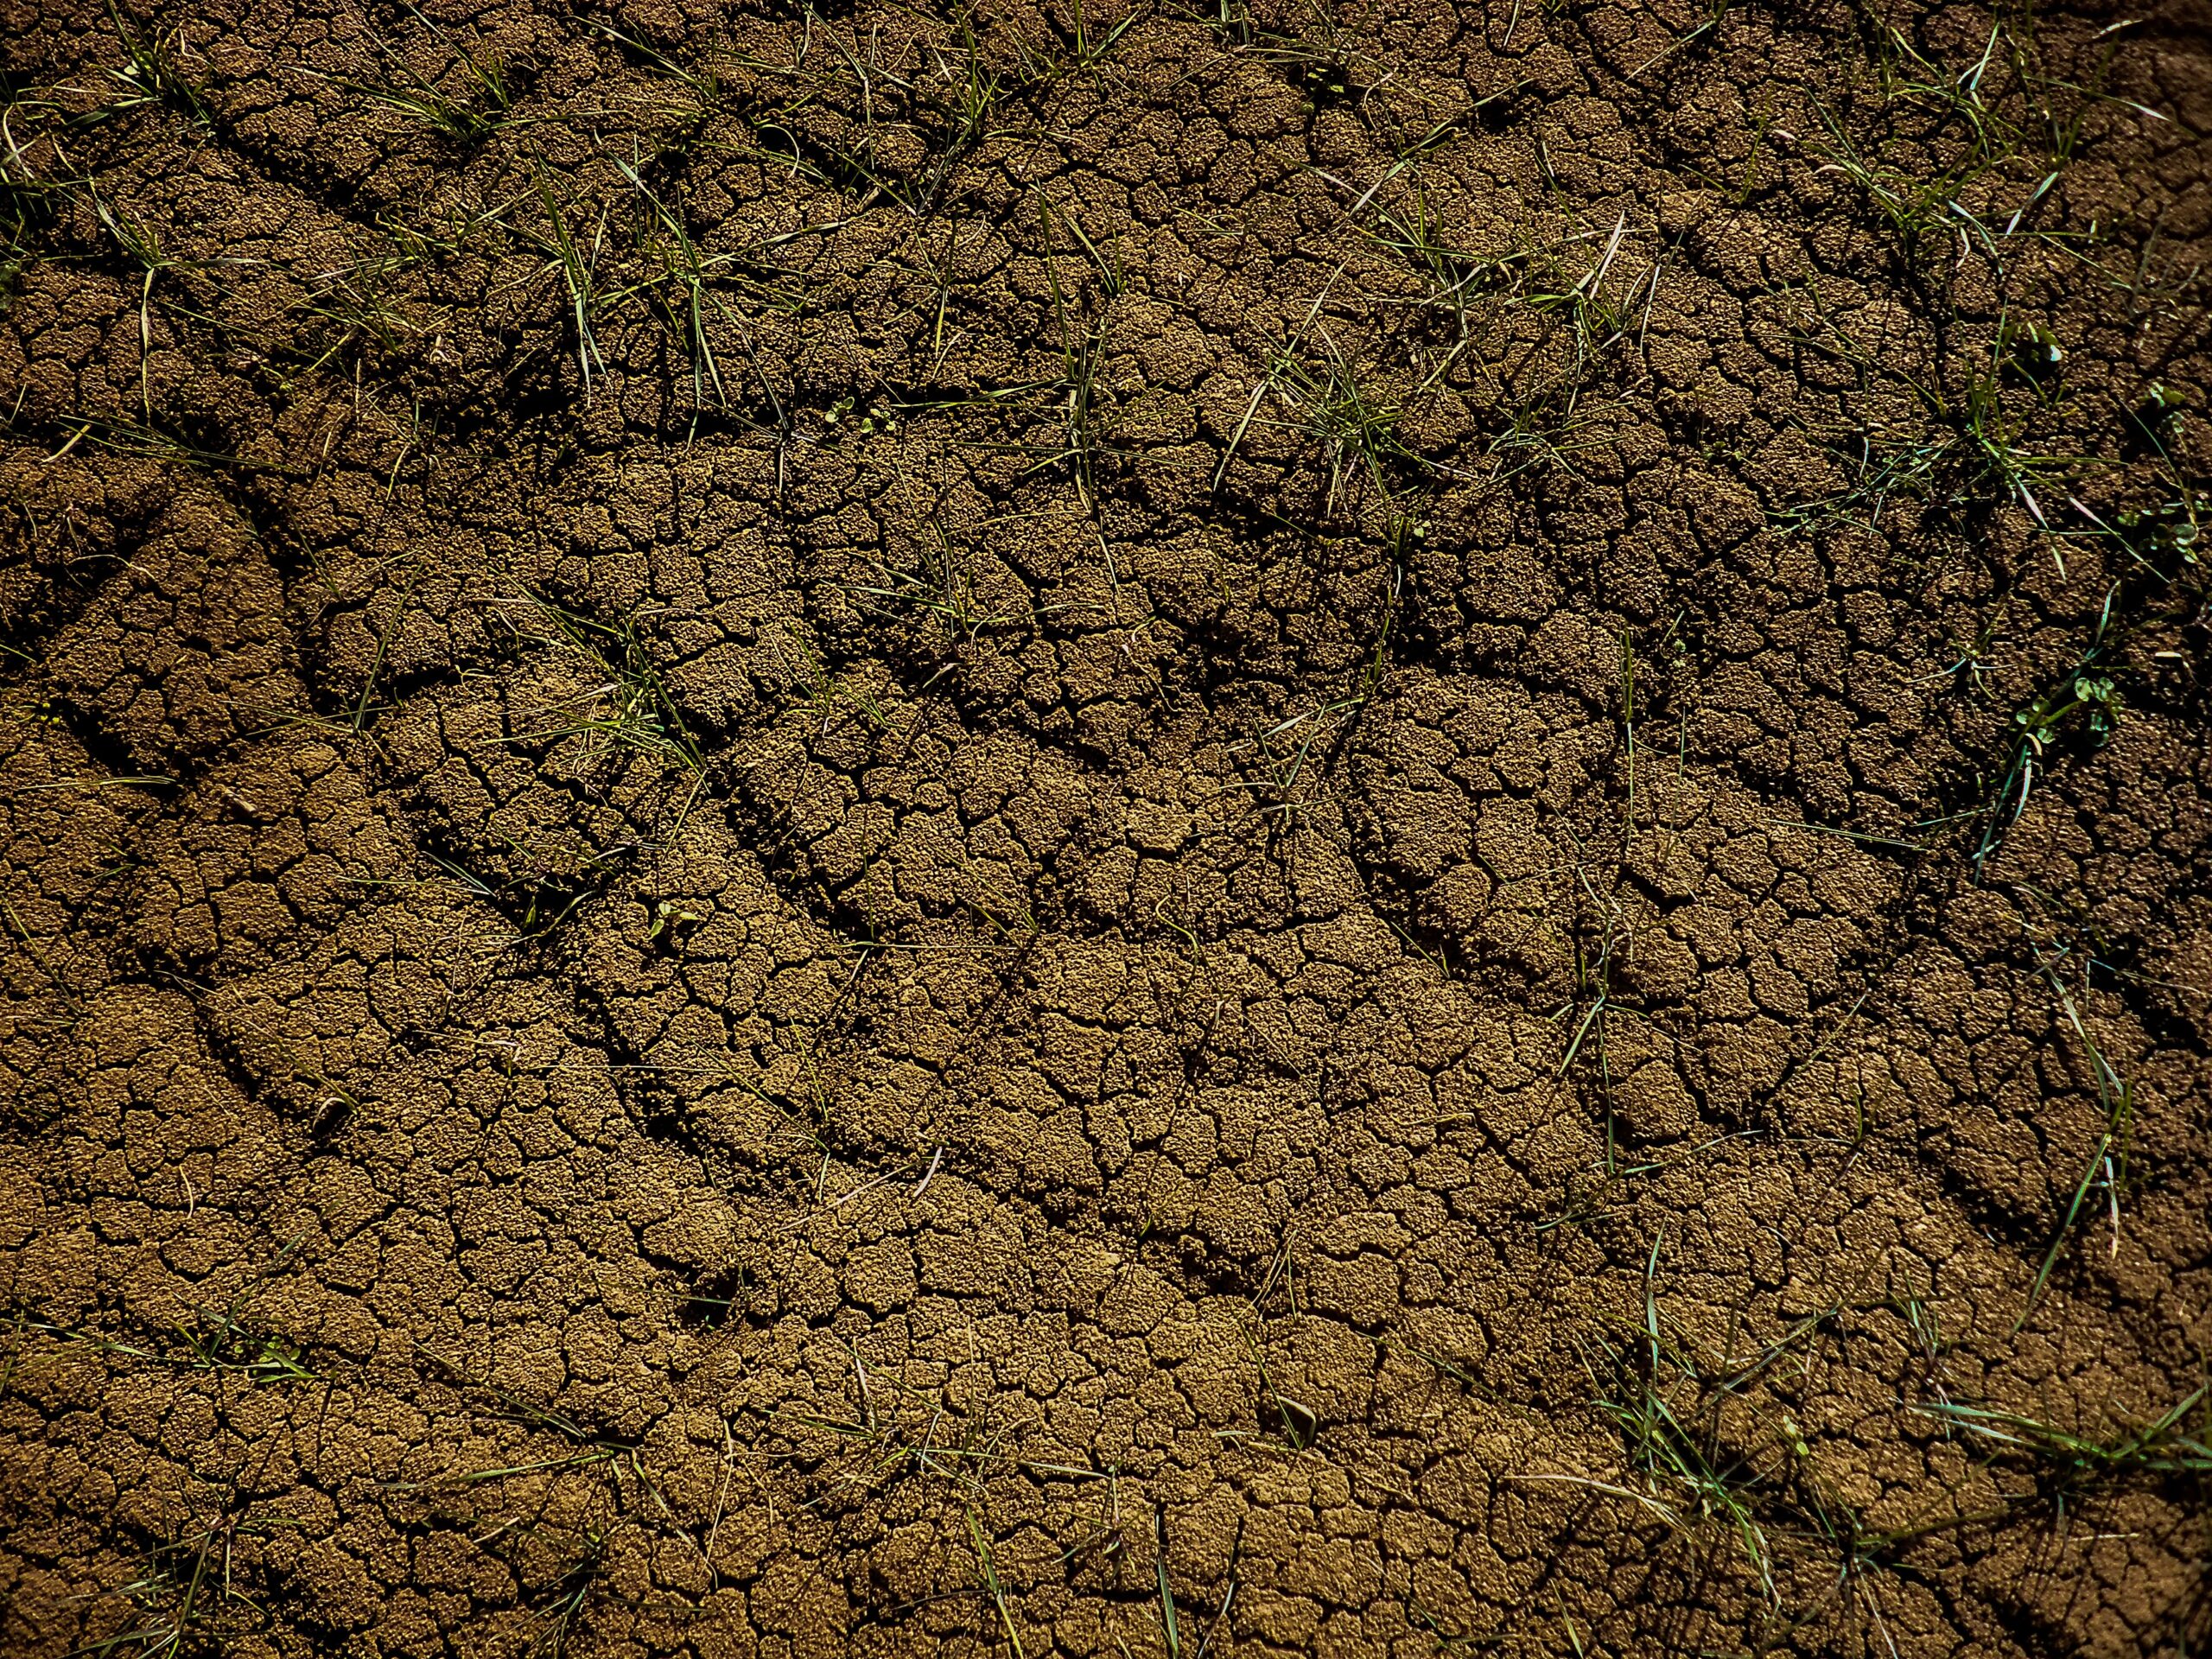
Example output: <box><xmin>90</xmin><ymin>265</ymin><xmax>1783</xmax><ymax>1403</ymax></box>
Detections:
<box><xmin>2</xmin><ymin>0</ymin><xmax>2209</xmax><ymax>1650</ymax></box>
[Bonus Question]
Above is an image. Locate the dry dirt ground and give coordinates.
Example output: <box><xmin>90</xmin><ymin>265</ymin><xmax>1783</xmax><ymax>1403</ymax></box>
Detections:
<box><xmin>3</xmin><ymin>0</ymin><xmax>2211</xmax><ymax>1650</ymax></box>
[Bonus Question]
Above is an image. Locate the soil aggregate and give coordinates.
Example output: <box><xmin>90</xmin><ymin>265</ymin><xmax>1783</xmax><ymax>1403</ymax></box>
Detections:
<box><xmin>2</xmin><ymin>0</ymin><xmax>2210</xmax><ymax>1649</ymax></box>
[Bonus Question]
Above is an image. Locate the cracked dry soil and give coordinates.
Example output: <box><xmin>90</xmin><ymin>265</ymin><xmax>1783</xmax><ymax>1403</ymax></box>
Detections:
<box><xmin>3</xmin><ymin>0</ymin><xmax>2211</xmax><ymax>1650</ymax></box>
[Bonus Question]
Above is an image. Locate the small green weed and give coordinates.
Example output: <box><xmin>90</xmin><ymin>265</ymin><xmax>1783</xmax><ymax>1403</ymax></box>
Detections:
<box><xmin>2104</xmin><ymin>488</ymin><xmax>2205</xmax><ymax>579</ymax></box>
<box><xmin>1974</xmin><ymin>593</ymin><xmax>2119</xmax><ymax>874</ymax></box>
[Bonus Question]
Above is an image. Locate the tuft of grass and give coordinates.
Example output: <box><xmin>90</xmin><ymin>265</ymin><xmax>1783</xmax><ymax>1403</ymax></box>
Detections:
<box><xmin>1779</xmin><ymin>294</ymin><xmax>2083</xmax><ymax>536</ymax></box>
<box><xmin>517</xmin><ymin>167</ymin><xmax>609</xmax><ymax>400</ymax></box>
<box><xmin>74</xmin><ymin>1500</ymin><xmax>295</xmax><ymax>1659</ymax></box>
<box><xmin>1243</xmin><ymin>7</ymin><xmax>1376</xmax><ymax>115</ymax></box>
<box><xmin>2</xmin><ymin>92</ymin><xmax>63</xmax><ymax>306</ymax></box>
<box><xmin>173</xmin><ymin>1312</ymin><xmax>318</xmax><ymax>1385</ymax></box>
<box><xmin>1063</xmin><ymin>0</ymin><xmax>1143</xmax><ymax>78</ymax></box>
<box><xmin>24</xmin><ymin>1243</ymin><xmax>318</xmax><ymax>1387</ymax></box>
<box><xmin>75</xmin><ymin>0</ymin><xmax>211</xmax><ymax>130</ymax></box>
<box><xmin>1360</xmin><ymin>181</ymin><xmax>1533</xmax><ymax>348</ymax></box>
<box><xmin>290</xmin><ymin>236</ymin><xmax>438</xmax><ymax>379</ymax></box>
<box><xmin>912</xmin><ymin>18</ymin><xmax>1010</xmax><ymax>211</ymax></box>
<box><xmin>1228</xmin><ymin>696</ymin><xmax>1366</xmax><ymax>825</ymax></box>
<box><xmin>1772</xmin><ymin>17</ymin><xmax>2157</xmax><ymax>548</ymax></box>
<box><xmin>1809</xmin><ymin>19</ymin><xmax>2070</xmax><ymax>268</ymax></box>
<box><xmin>1214</xmin><ymin>310</ymin><xmax>1433</xmax><ymax>549</ymax></box>
<box><xmin>1916</xmin><ymin>1389</ymin><xmax>2211</xmax><ymax>1484</ymax></box>
<box><xmin>425</xmin><ymin>837</ymin><xmax>640</xmax><ymax>947</ymax></box>
<box><xmin>616</xmin><ymin>158</ymin><xmax>729</xmax><ymax>416</ymax></box>
<box><xmin>1809</xmin><ymin>97</ymin><xmax>2002</xmax><ymax>263</ymax></box>
<box><xmin>1510</xmin><ymin>213</ymin><xmax>1638</xmax><ymax>391</ymax></box>
<box><xmin>1353</xmin><ymin>204</ymin><xmax>1649</xmax><ymax>496</ymax></box>
<box><xmin>610</xmin><ymin>158</ymin><xmax>793</xmax><ymax>435</ymax></box>
<box><xmin>830</xmin><ymin>506</ymin><xmax>1051</xmax><ymax>649</ymax></box>
<box><xmin>347</xmin><ymin>570</ymin><xmax>421</xmax><ymax>734</ymax></box>
<box><xmin>1967</xmin><ymin>468</ymin><xmax>2208</xmax><ymax>870</ymax></box>
<box><xmin>1236</xmin><ymin>1237</ymin><xmax>1319</xmax><ymax>1449</ymax></box>
<box><xmin>341</xmin><ymin>20</ymin><xmax>518</xmax><ymax>145</ymax></box>
<box><xmin>1552</xmin><ymin>856</ymin><xmax>1630</xmax><ymax>1172</ymax></box>
<box><xmin>1269</xmin><ymin>337</ymin><xmax>1418</xmax><ymax>527</ymax></box>
<box><xmin>1003</xmin><ymin>0</ymin><xmax>1141</xmax><ymax>88</ymax></box>
<box><xmin>80</xmin><ymin>185</ymin><xmax>201</xmax><ymax>418</ymax></box>
<box><xmin>1580</xmin><ymin>1369</ymin><xmax>1775</xmax><ymax>1598</ymax></box>
<box><xmin>497</xmin><ymin>588</ymin><xmax>703</xmax><ymax>777</ymax></box>
<box><xmin>2012</xmin><ymin>945</ymin><xmax>2133</xmax><ymax>1328</ymax></box>
<box><xmin>1205</xmin><ymin>0</ymin><xmax>1252</xmax><ymax>48</ymax></box>
<box><xmin>591</xmin><ymin>19</ymin><xmax>724</xmax><ymax>108</ymax></box>
<box><xmin>1154</xmin><ymin>1505</ymin><xmax>1180</xmax><ymax>1659</ymax></box>
<box><xmin>26</xmin><ymin>1315</ymin><xmax>315</xmax><ymax>1385</ymax></box>
<box><xmin>1034</xmin><ymin>195</ymin><xmax>1122</xmax><ymax>513</ymax></box>
<box><xmin>967</xmin><ymin>1504</ymin><xmax>1026</xmax><ymax>1658</ymax></box>
<box><xmin>527</xmin><ymin>1529</ymin><xmax>604</xmax><ymax>1659</ymax></box>
<box><xmin>1563</xmin><ymin>1236</ymin><xmax>1833</xmax><ymax>1603</ymax></box>
<box><xmin>1789</xmin><ymin>1478</ymin><xmax>2018</xmax><ymax>1658</ymax></box>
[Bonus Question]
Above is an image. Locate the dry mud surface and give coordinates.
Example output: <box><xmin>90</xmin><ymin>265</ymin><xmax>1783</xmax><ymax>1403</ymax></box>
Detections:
<box><xmin>3</xmin><ymin>0</ymin><xmax>2211</xmax><ymax>1649</ymax></box>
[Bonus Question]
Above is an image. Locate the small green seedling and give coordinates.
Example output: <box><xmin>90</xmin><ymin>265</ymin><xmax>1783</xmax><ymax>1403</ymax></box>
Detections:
<box><xmin>2138</xmin><ymin>382</ymin><xmax>2187</xmax><ymax>427</ymax></box>
<box><xmin>2112</xmin><ymin>491</ymin><xmax>2204</xmax><ymax>576</ymax></box>
<box><xmin>819</xmin><ymin>395</ymin><xmax>897</xmax><ymax>436</ymax></box>
<box><xmin>1999</xmin><ymin>318</ymin><xmax>2063</xmax><ymax>386</ymax></box>
<box><xmin>1975</xmin><ymin>590</ymin><xmax>2124</xmax><ymax>874</ymax></box>
<box><xmin>647</xmin><ymin>899</ymin><xmax>704</xmax><ymax>941</ymax></box>
<box><xmin>2015</xmin><ymin>671</ymin><xmax>2117</xmax><ymax>752</ymax></box>
<box><xmin>1293</xmin><ymin>56</ymin><xmax>1351</xmax><ymax>107</ymax></box>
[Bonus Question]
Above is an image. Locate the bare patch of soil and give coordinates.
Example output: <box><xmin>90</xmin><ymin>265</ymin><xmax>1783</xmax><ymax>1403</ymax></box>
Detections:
<box><xmin>3</xmin><ymin>0</ymin><xmax>2210</xmax><ymax>1650</ymax></box>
